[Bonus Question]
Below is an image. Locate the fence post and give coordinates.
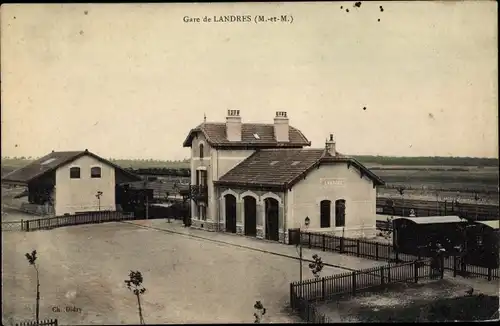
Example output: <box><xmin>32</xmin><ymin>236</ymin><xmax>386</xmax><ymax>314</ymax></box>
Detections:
<box><xmin>440</xmin><ymin>255</ymin><xmax>444</xmax><ymax>279</ymax></box>
<box><xmin>322</xmin><ymin>234</ymin><xmax>326</xmax><ymax>251</ymax></box>
<box><xmin>21</xmin><ymin>219</ymin><xmax>24</xmax><ymax>231</ymax></box>
<box><xmin>308</xmin><ymin>233</ymin><xmax>311</xmax><ymax>249</ymax></box>
<box><xmin>375</xmin><ymin>242</ymin><xmax>379</xmax><ymax>260</ymax></box>
<box><xmin>322</xmin><ymin>277</ymin><xmax>326</xmax><ymax>300</ymax></box>
<box><xmin>356</xmin><ymin>240</ymin><xmax>360</xmax><ymax>257</ymax></box>
<box><xmin>488</xmin><ymin>268</ymin><xmax>492</xmax><ymax>281</ymax></box>
<box><xmin>290</xmin><ymin>283</ymin><xmax>293</xmax><ymax>308</ymax></box>
<box><xmin>38</xmin><ymin>219</ymin><xmax>41</xmax><ymax>230</ymax></box>
<box><xmin>388</xmin><ymin>266</ymin><xmax>391</xmax><ymax>282</ymax></box>
<box><xmin>453</xmin><ymin>256</ymin><xmax>457</xmax><ymax>277</ymax></box>
<box><xmin>352</xmin><ymin>272</ymin><xmax>357</xmax><ymax>295</ymax></box>
<box><xmin>414</xmin><ymin>262</ymin><xmax>419</xmax><ymax>283</ymax></box>
<box><xmin>380</xmin><ymin>266</ymin><xmax>385</xmax><ymax>285</ymax></box>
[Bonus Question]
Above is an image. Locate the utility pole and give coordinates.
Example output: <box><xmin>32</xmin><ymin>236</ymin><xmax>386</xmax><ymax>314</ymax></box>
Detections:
<box><xmin>436</xmin><ymin>190</ymin><xmax>440</xmax><ymax>215</ymax></box>
<box><xmin>397</xmin><ymin>187</ymin><xmax>405</xmax><ymax>216</ymax></box>
<box><xmin>296</xmin><ymin>217</ymin><xmax>310</xmax><ymax>297</ymax></box>
<box><xmin>474</xmin><ymin>192</ymin><xmax>480</xmax><ymax>220</ymax></box>
<box><xmin>143</xmin><ymin>180</ymin><xmax>149</xmax><ymax>220</ymax></box>
<box><xmin>36</xmin><ymin>265</ymin><xmax>40</xmax><ymax>325</ymax></box>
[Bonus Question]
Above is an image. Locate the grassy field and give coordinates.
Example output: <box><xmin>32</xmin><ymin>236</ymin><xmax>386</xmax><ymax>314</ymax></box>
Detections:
<box><xmin>315</xmin><ymin>279</ymin><xmax>499</xmax><ymax>322</ymax></box>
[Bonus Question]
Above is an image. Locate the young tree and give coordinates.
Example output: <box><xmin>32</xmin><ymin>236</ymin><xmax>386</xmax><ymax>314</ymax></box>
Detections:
<box><xmin>165</xmin><ymin>191</ymin><xmax>172</xmax><ymax>223</ymax></box>
<box><xmin>124</xmin><ymin>271</ymin><xmax>147</xmax><ymax>325</ymax></box>
<box><xmin>25</xmin><ymin>250</ymin><xmax>40</xmax><ymax>325</ymax></box>
<box><xmin>253</xmin><ymin>301</ymin><xmax>267</xmax><ymax>323</ymax></box>
<box><xmin>308</xmin><ymin>254</ymin><xmax>324</xmax><ymax>278</ymax></box>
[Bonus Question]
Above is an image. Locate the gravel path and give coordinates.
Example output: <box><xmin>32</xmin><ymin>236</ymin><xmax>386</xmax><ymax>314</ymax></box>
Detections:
<box><xmin>1</xmin><ymin>220</ymin><xmax>385</xmax><ymax>325</ymax></box>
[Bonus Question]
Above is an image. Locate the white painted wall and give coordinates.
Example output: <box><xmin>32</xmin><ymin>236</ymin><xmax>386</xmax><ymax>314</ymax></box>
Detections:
<box><xmin>189</xmin><ymin>131</ymin><xmax>255</xmax><ymax>222</ymax></box>
<box><xmin>287</xmin><ymin>163</ymin><xmax>378</xmax><ymax>238</ymax></box>
<box><xmin>54</xmin><ymin>154</ymin><xmax>116</xmax><ymax>215</ymax></box>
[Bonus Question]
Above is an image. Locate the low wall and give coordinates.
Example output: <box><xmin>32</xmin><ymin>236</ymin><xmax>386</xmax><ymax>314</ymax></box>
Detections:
<box><xmin>20</xmin><ymin>203</ymin><xmax>55</xmax><ymax>217</ymax></box>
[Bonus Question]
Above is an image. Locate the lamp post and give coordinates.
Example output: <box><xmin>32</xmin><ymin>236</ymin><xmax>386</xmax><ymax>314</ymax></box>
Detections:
<box><xmin>95</xmin><ymin>191</ymin><xmax>103</xmax><ymax>211</ymax></box>
<box><xmin>296</xmin><ymin>216</ymin><xmax>310</xmax><ymax>295</ymax></box>
<box><xmin>95</xmin><ymin>191</ymin><xmax>103</xmax><ymax>223</ymax></box>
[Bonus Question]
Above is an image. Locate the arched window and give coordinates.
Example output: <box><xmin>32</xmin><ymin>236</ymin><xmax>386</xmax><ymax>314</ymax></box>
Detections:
<box><xmin>199</xmin><ymin>143</ymin><xmax>204</xmax><ymax>159</ymax></box>
<box><xmin>320</xmin><ymin>200</ymin><xmax>331</xmax><ymax>228</ymax></box>
<box><xmin>335</xmin><ymin>199</ymin><xmax>346</xmax><ymax>227</ymax></box>
<box><xmin>70</xmin><ymin>167</ymin><xmax>81</xmax><ymax>179</ymax></box>
<box><xmin>91</xmin><ymin>167</ymin><xmax>102</xmax><ymax>178</ymax></box>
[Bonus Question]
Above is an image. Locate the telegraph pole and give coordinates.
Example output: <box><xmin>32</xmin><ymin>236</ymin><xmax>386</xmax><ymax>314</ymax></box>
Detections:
<box><xmin>296</xmin><ymin>217</ymin><xmax>310</xmax><ymax>297</ymax></box>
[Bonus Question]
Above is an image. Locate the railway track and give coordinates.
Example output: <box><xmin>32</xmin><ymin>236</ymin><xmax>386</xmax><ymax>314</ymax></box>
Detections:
<box><xmin>376</xmin><ymin>197</ymin><xmax>499</xmax><ymax>220</ymax></box>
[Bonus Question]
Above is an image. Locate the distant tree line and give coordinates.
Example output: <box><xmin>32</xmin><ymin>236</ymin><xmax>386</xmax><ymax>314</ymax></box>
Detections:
<box><xmin>1</xmin><ymin>155</ymin><xmax>497</xmax><ymax>168</ymax></box>
<box><xmin>353</xmin><ymin>156</ymin><xmax>498</xmax><ymax>167</ymax></box>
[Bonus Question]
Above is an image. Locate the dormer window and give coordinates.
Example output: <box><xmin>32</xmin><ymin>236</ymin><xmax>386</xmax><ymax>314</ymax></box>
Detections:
<box><xmin>70</xmin><ymin>167</ymin><xmax>81</xmax><ymax>179</ymax></box>
<box><xmin>199</xmin><ymin>143</ymin><xmax>204</xmax><ymax>159</ymax></box>
<box><xmin>91</xmin><ymin>166</ymin><xmax>102</xmax><ymax>178</ymax></box>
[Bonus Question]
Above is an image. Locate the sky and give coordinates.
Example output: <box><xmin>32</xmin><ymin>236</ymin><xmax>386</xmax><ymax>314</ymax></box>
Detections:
<box><xmin>1</xmin><ymin>2</ymin><xmax>498</xmax><ymax>160</ymax></box>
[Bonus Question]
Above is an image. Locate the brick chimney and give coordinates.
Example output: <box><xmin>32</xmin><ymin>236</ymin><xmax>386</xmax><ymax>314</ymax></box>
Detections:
<box><xmin>273</xmin><ymin>111</ymin><xmax>289</xmax><ymax>142</ymax></box>
<box><xmin>226</xmin><ymin>109</ymin><xmax>242</xmax><ymax>141</ymax></box>
<box><xmin>325</xmin><ymin>134</ymin><xmax>336</xmax><ymax>156</ymax></box>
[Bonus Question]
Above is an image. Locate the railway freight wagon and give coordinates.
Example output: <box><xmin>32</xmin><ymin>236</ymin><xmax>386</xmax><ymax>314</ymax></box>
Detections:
<box><xmin>463</xmin><ymin>220</ymin><xmax>500</xmax><ymax>269</ymax></box>
<box><xmin>393</xmin><ymin>216</ymin><xmax>500</xmax><ymax>268</ymax></box>
<box><xmin>392</xmin><ymin>216</ymin><xmax>468</xmax><ymax>257</ymax></box>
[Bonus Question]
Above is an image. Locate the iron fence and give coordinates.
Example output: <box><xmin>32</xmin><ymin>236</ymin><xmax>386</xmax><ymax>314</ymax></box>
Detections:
<box><xmin>15</xmin><ymin>319</ymin><xmax>58</xmax><ymax>326</ymax></box>
<box><xmin>290</xmin><ymin>259</ymin><xmax>436</xmax><ymax>323</ymax></box>
<box><xmin>2</xmin><ymin>211</ymin><xmax>135</xmax><ymax>232</ymax></box>
<box><xmin>1</xmin><ymin>220</ymin><xmax>25</xmax><ymax>232</ymax></box>
<box><xmin>295</xmin><ymin>230</ymin><xmax>499</xmax><ymax>281</ymax></box>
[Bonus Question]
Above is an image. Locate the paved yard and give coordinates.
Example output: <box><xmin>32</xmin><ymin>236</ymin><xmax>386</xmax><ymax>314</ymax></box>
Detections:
<box><xmin>2</xmin><ymin>221</ymin><xmax>385</xmax><ymax>325</ymax></box>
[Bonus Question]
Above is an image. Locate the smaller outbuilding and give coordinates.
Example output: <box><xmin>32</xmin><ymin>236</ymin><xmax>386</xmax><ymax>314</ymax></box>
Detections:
<box><xmin>1</xmin><ymin>150</ymin><xmax>141</xmax><ymax>216</ymax></box>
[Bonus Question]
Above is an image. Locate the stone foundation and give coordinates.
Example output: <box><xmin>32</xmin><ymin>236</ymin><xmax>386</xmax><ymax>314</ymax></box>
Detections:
<box><xmin>190</xmin><ymin>219</ymin><xmax>217</xmax><ymax>232</ymax></box>
<box><xmin>305</xmin><ymin>226</ymin><xmax>378</xmax><ymax>239</ymax></box>
<box><xmin>278</xmin><ymin>229</ymin><xmax>286</xmax><ymax>244</ymax></box>
<box><xmin>21</xmin><ymin>203</ymin><xmax>55</xmax><ymax>217</ymax></box>
<box><xmin>256</xmin><ymin>226</ymin><xmax>264</xmax><ymax>239</ymax></box>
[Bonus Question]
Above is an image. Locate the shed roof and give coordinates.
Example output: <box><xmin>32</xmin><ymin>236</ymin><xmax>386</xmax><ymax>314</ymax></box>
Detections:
<box><xmin>182</xmin><ymin>123</ymin><xmax>311</xmax><ymax>148</ymax></box>
<box><xmin>397</xmin><ymin>215</ymin><xmax>465</xmax><ymax>224</ymax></box>
<box><xmin>124</xmin><ymin>179</ymin><xmax>190</xmax><ymax>198</ymax></box>
<box><xmin>1</xmin><ymin>150</ymin><xmax>141</xmax><ymax>184</ymax></box>
<box><xmin>477</xmin><ymin>220</ymin><xmax>500</xmax><ymax>229</ymax></box>
<box><xmin>214</xmin><ymin>148</ymin><xmax>384</xmax><ymax>190</ymax></box>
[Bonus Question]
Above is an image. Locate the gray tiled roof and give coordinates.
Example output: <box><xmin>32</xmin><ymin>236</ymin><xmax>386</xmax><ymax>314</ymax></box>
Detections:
<box><xmin>182</xmin><ymin>123</ymin><xmax>311</xmax><ymax>148</ymax></box>
<box><xmin>215</xmin><ymin>149</ymin><xmax>385</xmax><ymax>189</ymax></box>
